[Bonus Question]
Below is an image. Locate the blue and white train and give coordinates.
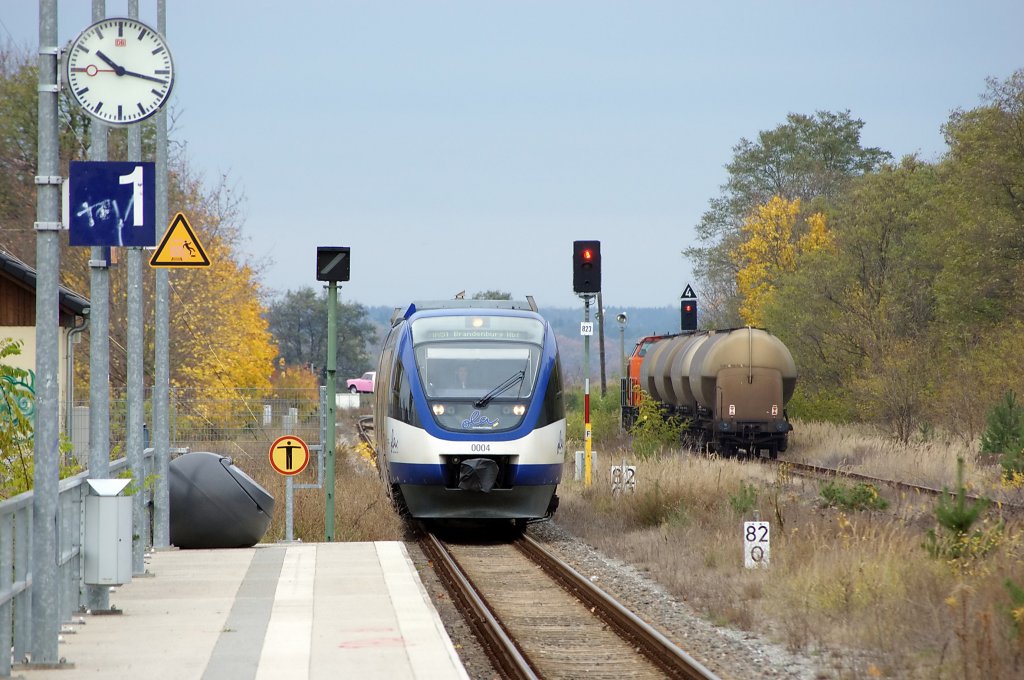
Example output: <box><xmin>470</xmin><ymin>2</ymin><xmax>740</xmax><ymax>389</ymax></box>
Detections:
<box><xmin>374</xmin><ymin>299</ymin><xmax>565</xmax><ymax>527</ymax></box>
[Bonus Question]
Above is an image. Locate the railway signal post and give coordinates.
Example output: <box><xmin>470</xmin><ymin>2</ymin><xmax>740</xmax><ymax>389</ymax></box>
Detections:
<box><xmin>573</xmin><ymin>241</ymin><xmax>601</xmax><ymax>486</ymax></box>
<box><xmin>681</xmin><ymin>284</ymin><xmax>698</xmax><ymax>331</ymax></box>
<box><xmin>317</xmin><ymin>246</ymin><xmax>351</xmax><ymax>541</ymax></box>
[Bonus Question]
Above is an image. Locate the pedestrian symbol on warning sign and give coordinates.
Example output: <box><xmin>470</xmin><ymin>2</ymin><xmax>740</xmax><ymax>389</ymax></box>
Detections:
<box><xmin>269</xmin><ymin>435</ymin><xmax>310</xmax><ymax>476</ymax></box>
<box><xmin>149</xmin><ymin>212</ymin><xmax>211</xmax><ymax>267</ymax></box>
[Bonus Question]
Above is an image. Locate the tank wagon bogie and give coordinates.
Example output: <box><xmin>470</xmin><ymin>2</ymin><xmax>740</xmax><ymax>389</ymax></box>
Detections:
<box><xmin>375</xmin><ymin>299</ymin><xmax>565</xmax><ymax>525</ymax></box>
<box><xmin>622</xmin><ymin>326</ymin><xmax>796</xmax><ymax>458</ymax></box>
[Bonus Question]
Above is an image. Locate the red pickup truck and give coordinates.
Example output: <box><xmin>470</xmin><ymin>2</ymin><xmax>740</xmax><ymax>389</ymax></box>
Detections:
<box><xmin>346</xmin><ymin>371</ymin><xmax>376</xmax><ymax>394</ymax></box>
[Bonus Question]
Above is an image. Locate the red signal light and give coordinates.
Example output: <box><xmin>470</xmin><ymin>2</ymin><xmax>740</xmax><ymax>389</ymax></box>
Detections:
<box><xmin>573</xmin><ymin>240</ymin><xmax>601</xmax><ymax>293</ymax></box>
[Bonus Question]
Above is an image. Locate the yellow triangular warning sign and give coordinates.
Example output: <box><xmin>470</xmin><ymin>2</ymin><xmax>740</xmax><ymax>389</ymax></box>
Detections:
<box><xmin>149</xmin><ymin>213</ymin><xmax>211</xmax><ymax>267</ymax></box>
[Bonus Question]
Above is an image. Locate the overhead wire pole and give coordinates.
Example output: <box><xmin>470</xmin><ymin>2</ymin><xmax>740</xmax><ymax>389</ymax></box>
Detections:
<box><xmin>31</xmin><ymin>0</ymin><xmax>62</xmax><ymax>664</ymax></box>
<box><xmin>153</xmin><ymin>0</ymin><xmax>171</xmax><ymax>549</ymax></box>
<box><xmin>85</xmin><ymin>0</ymin><xmax>112</xmax><ymax>614</ymax></box>
<box><xmin>126</xmin><ymin>0</ymin><xmax>148</xmax><ymax>575</ymax></box>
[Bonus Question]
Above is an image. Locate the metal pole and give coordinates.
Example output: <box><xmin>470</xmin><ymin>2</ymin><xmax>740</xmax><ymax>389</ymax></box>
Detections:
<box><xmin>597</xmin><ymin>291</ymin><xmax>607</xmax><ymax>397</ymax></box>
<box><xmin>153</xmin><ymin>0</ymin><xmax>171</xmax><ymax>549</ymax></box>
<box><xmin>583</xmin><ymin>295</ymin><xmax>592</xmax><ymax>487</ymax></box>
<box><xmin>619</xmin><ymin>324</ymin><xmax>626</xmax><ymax>377</ymax></box>
<box><xmin>126</xmin><ymin>0</ymin><xmax>147</xmax><ymax>575</ymax></box>
<box><xmin>32</xmin><ymin>0</ymin><xmax>61</xmax><ymax>663</ymax></box>
<box><xmin>85</xmin><ymin>0</ymin><xmax>112</xmax><ymax>615</ymax></box>
<box><xmin>284</xmin><ymin>415</ymin><xmax>294</xmax><ymax>542</ymax></box>
<box><xmin>325</xmin><ymin>282</ymin><xmax>338</xmax><ymax>540</ymax></box>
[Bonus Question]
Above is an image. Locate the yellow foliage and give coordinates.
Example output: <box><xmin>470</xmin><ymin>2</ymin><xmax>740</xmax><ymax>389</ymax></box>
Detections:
<box><xmin>272</xmin><ymin>363</ymin><xmax>320</xmax><ymax>392</ymax></box>
<box><xmin>169</xmin><ymin>237</ymin><xmax>277</xmax><ymax>391</ymax></box>
<box><xmin>733</xmin><ymin>196</ymin><xmax>831</xmax><ymax>326</ymax></box>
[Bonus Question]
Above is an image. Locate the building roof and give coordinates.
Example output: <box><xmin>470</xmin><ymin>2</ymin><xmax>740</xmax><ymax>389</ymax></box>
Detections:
<box><xmin>0</xmin><ymin>249</ymin><xmax>90</xmax><ymax>316</ymax></box>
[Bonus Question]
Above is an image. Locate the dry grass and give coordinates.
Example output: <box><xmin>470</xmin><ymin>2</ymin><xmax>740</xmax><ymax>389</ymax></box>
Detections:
<box><xmin>218</xmin><ymin>412</ymin><xmax>1024</xmax><ymax>678</ymax></box>
<box><xmin>227</xmin><ymin>407</ymin><xmax>405</xmax><ymax>545</ymax></box>
<box><xmin>555</xmin><ymin>426</ymin><xmax>1024</xmax><ymax>679</ymax></box>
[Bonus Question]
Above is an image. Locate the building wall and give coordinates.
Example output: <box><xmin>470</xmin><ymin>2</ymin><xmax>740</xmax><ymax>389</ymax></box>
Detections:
<box><xmin>2</xmin><ymin>325</ymin><xmax>71</xmax><ymax>432</ymax></box>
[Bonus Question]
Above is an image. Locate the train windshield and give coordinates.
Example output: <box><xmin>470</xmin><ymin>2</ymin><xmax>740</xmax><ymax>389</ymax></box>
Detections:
<box><xmin>411</xmin><ymin>316</ymin><xmax>546</xmax><ymax>431</ymax></box>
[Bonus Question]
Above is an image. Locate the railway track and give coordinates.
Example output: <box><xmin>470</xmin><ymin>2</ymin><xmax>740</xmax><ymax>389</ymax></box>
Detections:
<box><xmin>356</xmin><ymin>414</ymin><xmax>374</xmax><ymax>445</ymax></box>
<box><xmin>421</xmin><ymin>531</ymin><xmax>717</xmax><ymax>680</ymax></box>
<box><xmin>780</xmin><ymin>459</ymin><xmax>1024</xmax><ymax>516</ymax></box>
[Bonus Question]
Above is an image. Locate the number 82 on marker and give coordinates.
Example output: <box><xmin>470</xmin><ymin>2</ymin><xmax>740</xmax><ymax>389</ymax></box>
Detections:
<box><xmin>743</xmin><ymin>521</ymin><xmax>770</xmax><ymax>569</ymax></box>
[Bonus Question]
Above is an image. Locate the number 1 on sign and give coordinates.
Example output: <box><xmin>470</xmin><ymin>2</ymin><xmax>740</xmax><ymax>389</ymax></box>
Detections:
<box><xmin>119</xmin><ymin>165</ymin><xmax>144</xmax><ymax>227</ymax></box>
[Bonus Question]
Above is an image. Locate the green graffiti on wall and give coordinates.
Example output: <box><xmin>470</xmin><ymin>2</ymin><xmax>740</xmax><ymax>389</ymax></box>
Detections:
<box><xmin>1</xmin><ymin>368</ymin><xmax>36</xmax><ymax>423</ymax></box>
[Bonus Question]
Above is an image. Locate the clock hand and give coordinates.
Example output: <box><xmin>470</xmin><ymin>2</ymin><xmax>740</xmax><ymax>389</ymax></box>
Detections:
<box><xmin>95</xmin><ymin>50</ymin><xmax>126</xmax><ymax>76</ymax></box>
<box><xmin>121</xmin><ymin>69</ymin><xmax>168</xmax><ymax>85</ymax></box>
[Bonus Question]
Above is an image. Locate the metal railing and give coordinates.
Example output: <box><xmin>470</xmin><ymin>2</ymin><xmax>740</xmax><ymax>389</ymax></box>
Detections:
<box><xmin>0</xmin><ymin>452</ymin><xmax>153</xmax><ymax>676</ymax></box>
<box><xmin>0</xmin><ymin>386</ymin><xmax>326</xmax><ymax>676</ymax></box>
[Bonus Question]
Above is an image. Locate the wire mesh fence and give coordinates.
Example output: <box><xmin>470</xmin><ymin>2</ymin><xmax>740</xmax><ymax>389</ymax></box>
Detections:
<box><xmin>70</xmin><ymin>387</ymin><xmax>325</xmax><ymax>472</ymax></box>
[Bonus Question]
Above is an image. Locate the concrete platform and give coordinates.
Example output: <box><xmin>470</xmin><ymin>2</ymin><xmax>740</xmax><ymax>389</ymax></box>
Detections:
<box><xmin>17</xmin><ymin>542</ymin><xmax>469</xmax><ymax>680</ymax></box>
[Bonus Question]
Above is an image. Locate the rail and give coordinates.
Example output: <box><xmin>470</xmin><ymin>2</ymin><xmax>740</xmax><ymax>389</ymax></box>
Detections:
<box><xmin>423</xmin><ymin>530</ymin><xmax>719</xmax><ymax>680</ymax></box>
<box><xmin>0</xmin><ymin>450</ymin><xmax>155</xmax><ymax>676</ymax></box>
<box><xmin>782</xmin><ymin>460</ymin><xmax>1024</xmax><ymax>516</ymax></box>
<box><xmin>517</xmin><ymin>534</ymin><xmax>718</xmax><ymax>680</ymax></box>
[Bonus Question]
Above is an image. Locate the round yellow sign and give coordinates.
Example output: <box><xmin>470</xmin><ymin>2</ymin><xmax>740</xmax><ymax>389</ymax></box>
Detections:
<box><xmin>269</xmin><ymin>435</ymin><xmax>310</xmax><ymax>476</ymax></box>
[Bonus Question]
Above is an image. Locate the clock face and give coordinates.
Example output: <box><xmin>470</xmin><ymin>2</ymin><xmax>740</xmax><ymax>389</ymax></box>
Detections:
<box><xmin>66</xmin><ymin>18</ymin><xmax>174</xmax><ymax>126</ymax></box>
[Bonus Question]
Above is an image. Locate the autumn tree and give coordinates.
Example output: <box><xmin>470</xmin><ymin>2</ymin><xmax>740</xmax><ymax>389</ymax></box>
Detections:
<box><xmin>731</xmin><ymin>196</ymin><xmax>830</xmax><ymax>326</ymax></box>
<box><xmin>764</xmin><ymin>158</ymin><xmax>943</xmax><ymax>431</ymax></box>
<box><xmin>686</xmin><ymin>111</ymin><xmax>890</xmax><ymax>327</ymax></box>
<box><xmin>934</xmin><ymin>70</ymin><xmax>1024</xmax><ymax>335</ymax></box>
<box><xmin>265</xmin><ymin>287</ymin><xmax>378</xmax><ymax>380</ymax></box>
<box><xmin>0</xmin><ymin>45</ymin><xmax>279</xmax><ymax>398</ymax></box>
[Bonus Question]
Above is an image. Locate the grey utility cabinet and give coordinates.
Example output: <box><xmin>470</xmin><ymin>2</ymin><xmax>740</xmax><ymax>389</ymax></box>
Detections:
<box><xmin>83</xmin><ymin>479</ymin><xmax>133</xmax><ymax>585</ymax></box>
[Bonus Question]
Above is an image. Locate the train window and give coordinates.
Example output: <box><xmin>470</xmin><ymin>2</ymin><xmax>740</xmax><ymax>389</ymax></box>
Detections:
<box><xmin>535</xmin><ymin>354</ymin><xmax>566</xmax><ymax>428</ymax></box>
<box><xmin>389</xmin><ymin>362</ymin><xmax>419</xmax><ymax>426</ymax></box>
<box><xmin>416</xmin><ymin>346</ymin><xmax>539</xmax><ymax>399</ymax></box>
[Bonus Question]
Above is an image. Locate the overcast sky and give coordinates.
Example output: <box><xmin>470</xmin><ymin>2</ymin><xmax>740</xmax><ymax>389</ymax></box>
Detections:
<box><xmin>2</xmin><ymin>1</ymin><xmax>1022</xmax><ymax>310</ymax></box>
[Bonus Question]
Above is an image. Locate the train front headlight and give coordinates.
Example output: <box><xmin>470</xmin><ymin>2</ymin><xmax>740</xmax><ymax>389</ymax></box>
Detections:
<box><xmin>432</xmin><ymin>404</ymin><xmax>446</xmax><ymax>416</ymax></box>
<box><xmin>512</xmin><ymin>404</ymin><xmax>526</xmax><ymax>416</ymax></box>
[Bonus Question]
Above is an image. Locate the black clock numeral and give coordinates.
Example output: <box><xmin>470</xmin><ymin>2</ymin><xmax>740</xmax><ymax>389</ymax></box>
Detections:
<box><xmin>117</xmin><ymin>22</ymin><xmax>124</xmax><ymax>37</ymax></box>
<box><xmin>95</xmin><ymin>28</ymin><xmax>104</xmax><ymax>40</ymax></box>
<box><xmin>137</xmin><ymin>28</ymin><xmax>148</xmax><ymax>41</ymax></box>
<box><xmin>93</xmin><ymin>101</ymin><xmax>103</xmax><ymax>113</ymax></box>
<box><xmin>117</xmin><ymin>105</ymin><xmax>123</xmax><ymax>121</ymax></box>
<box><xmin>137</xmin><ymin>103</ymin><xmax>146</xmax><ymax>116</ymax></box>
<box><xmin>155</xmin><ymin>69</ymin><xmax>170</xmax><ymax>75</ymax></box>
<box><xmin>152</xmin><ymin>47</ymin><xmax>165</xmax><ymax>56</ymax></box>
<box><xmin>76</xmin><ymin>87</ymin><xmax>89</xmax><ymax>96</ymax></box>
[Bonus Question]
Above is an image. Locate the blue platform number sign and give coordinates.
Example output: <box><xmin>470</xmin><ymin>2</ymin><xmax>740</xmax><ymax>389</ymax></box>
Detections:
<box><xmin>69</xmin><ymin>161</ymin><xmax>156</xmax><ymax>247</ymax></box>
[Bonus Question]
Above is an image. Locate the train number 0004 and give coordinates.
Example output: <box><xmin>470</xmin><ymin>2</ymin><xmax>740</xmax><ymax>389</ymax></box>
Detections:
<box><xmin>470</xmin><ymin>444</ymin><xmax>491</xmax><ymax>452</ymax></box>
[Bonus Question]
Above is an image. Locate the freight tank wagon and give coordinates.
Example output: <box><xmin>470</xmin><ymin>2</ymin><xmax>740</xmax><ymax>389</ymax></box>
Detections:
<box><xmin>621</xmin><ymin>327</ymin><xmax>797</xmax><ymax>457</ymax></box>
